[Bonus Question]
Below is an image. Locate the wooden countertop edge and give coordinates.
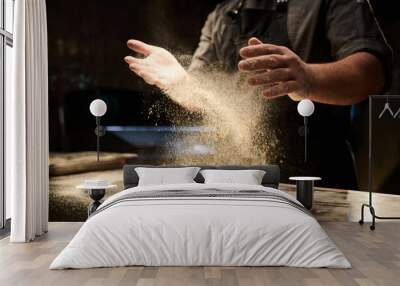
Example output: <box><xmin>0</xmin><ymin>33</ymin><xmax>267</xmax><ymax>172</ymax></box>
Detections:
<box><xmin>279</xmin><ymin>183</ymin><xmax>400</xmax><ymax>198</ymax></box>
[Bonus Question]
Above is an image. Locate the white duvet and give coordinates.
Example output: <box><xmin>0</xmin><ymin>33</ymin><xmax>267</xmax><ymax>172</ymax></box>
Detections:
<box><xmin>50</xmin><ymin>183</ymin><xmax>351</xmax><ymax>269</ymax></box>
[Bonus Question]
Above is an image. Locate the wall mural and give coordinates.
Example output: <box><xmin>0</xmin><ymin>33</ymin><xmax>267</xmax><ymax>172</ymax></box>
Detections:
<box><xmin>46</xmin><ymin>0</ymin><xmax>400</xmax><ymax>222</ymax></box>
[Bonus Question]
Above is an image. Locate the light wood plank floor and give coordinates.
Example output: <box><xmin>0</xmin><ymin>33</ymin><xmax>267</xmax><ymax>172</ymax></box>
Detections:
<box><xmin>1</xmin><ymin>222</ymin><xmax>400</xmax><ymax>286</ymax></box>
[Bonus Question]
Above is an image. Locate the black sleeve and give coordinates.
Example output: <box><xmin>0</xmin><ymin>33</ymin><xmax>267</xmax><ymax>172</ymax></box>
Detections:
<box><xmin>188</xmin><ymin>9</ymin><xmax>219</xmax><ymax>73</ymax></box>
<box><xmin>325</xmin><ymin>0</ymin><xmax>393</xmax><ymax>92</ymax></box>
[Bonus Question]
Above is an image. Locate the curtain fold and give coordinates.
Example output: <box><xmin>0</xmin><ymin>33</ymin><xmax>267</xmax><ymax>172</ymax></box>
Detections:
<box><xmin>8</xmin><ymin>0</ymin><xmax>49</xmax><ymax>242</ymax></box>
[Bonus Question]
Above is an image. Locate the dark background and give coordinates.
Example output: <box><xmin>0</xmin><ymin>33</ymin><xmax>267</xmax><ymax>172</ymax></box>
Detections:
<box><xmin>46</xmin><ymin>0</ymin><xmax>400</xmax><ymax>193</ymax></box>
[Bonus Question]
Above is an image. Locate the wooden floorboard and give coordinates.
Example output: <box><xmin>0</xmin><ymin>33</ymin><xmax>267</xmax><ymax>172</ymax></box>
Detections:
<box><xmin>1</xmin><ymin>222</ymin><xmax>400</xmax><ymax>286</ymax></box>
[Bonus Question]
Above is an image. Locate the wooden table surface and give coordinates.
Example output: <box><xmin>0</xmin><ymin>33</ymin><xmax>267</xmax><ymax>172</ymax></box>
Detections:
<box><xmin>49</xmin><ymin>169</ymin><xmax>400</xmax><ymax>222</ymax></box>
<box><xmin>279</xmin><ymin>183</ymin><xmax>400</xmax><ymax>222</ymax></box>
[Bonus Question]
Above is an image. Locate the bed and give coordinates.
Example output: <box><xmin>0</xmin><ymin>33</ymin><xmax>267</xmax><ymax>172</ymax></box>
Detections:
<box><xmin>50</xmin><ymin>165</ymin><xmax>350</xmax><ymax>269</ymax></box>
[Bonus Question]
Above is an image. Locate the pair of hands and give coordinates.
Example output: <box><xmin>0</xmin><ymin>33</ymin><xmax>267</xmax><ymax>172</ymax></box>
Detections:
<box><xmin>124</xmin><ymin>37</ymin><xmax>313</xmax><ymax>100</ymax></box>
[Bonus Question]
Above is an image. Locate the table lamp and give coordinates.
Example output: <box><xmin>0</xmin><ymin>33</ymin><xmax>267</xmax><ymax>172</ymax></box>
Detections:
<box><xmin>89</xmin><ymin>99</ymin><xmax>107</xmax><ymax>162</ymax></box>
<box><xmin>297</xmin><ymin>99</ymin><xmax>315</xmax><ymax>163</ymax></box>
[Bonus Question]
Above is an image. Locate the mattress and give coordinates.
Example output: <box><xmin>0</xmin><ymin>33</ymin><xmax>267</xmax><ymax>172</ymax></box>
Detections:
<box><xmin>50</xmin><ymin>183</ymin><xmax>351</xmax><ymax>269</ymax></box>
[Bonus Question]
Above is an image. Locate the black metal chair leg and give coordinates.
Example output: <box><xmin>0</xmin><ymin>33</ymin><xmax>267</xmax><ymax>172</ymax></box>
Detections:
<box><xmin>370</xmin><ymin>206</ymin><xmax>376</xmax><ymax>231</ymax></box>
<box><xmin>359</xmin><ymin>204</ymin><xmax>365</xmax><ymax>225</ymax></box>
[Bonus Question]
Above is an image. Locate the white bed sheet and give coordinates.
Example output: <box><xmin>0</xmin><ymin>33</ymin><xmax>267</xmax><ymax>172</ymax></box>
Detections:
<box><xmin>50</xmin><ymin>183</ymin><xmax>351</xmax><ymax>269</ymax></box>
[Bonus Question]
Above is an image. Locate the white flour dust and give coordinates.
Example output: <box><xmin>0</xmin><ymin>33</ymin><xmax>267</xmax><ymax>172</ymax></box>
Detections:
<box><xmin>150</xmin><ymin>57</ymin><xmax>279</xmax><ymax>165</ymax></box>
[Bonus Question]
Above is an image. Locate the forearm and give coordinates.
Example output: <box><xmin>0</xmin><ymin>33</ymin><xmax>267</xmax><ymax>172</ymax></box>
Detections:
<box><xmin>304</xmin><ymin>52</ymin><xmax>385</xmax><ymax>105</ymax></box>
<box><xmin>162</xmin><ymin>74</ymin><xmax>213</xmax><ymax>113</ymax></box>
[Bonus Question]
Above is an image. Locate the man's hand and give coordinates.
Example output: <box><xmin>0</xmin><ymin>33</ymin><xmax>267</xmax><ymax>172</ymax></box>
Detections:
<box><xmin>238</xmin><ymin>38</ymin><xmax>314</xmax><ymax>101</ymax></box>
<box><xmin>124</xmin><ymin>40</ymin><xmax>188</xmax><ymax>89</ymax></box>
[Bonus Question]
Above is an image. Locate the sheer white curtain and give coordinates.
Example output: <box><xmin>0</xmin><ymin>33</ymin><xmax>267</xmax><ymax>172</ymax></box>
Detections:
<box><xmin>7</xmin><ymin>0</ymin><xmax>49</xmax><ymax>242</ymax></box>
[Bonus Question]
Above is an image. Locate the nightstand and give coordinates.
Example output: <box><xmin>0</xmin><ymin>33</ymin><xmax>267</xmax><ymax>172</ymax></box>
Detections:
<box><xmin>289</xmin><ymin>177</ymin><xmax>321</xmax><ymax>210</ymax></box>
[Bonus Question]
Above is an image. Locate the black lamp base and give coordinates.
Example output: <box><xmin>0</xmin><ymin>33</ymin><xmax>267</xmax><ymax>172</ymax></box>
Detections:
<box><xmin>296</xmin><ymin>181</ymin><xmax>314</xmax><ymax>210</ymax></box>
<box><xmin>87</xmin><ymin>189</ymin><xmax>105</xmax><ymax>217</ymax></box>
<box><xmin>94</xmin><ymin>116</ymin><xmax>106</xmax><ymax>162</ymax></box>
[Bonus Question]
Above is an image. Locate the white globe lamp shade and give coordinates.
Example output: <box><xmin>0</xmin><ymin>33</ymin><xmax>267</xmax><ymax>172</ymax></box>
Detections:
<box><xmin>90</xmin><ymin>99</ymin><xmax>107</xmax><ymax>117</ymax></box>
<box><xmin>297</xmin><ymin>99</ymin><xmax>315</xmax><ymax>117</ymax></box>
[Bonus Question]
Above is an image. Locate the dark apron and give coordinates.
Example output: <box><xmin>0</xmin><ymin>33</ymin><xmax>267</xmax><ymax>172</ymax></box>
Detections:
<box><xmin>222</xmin><ymin>2</ymin><xmax>358</xmax><ymax>188</ymax></box>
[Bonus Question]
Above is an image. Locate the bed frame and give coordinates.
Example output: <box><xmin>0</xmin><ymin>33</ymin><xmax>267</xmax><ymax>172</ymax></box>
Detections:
<box><xmin>123</xmin><ymin>165</ymin><xmax>280</xmax><ymax>189</ymax></box>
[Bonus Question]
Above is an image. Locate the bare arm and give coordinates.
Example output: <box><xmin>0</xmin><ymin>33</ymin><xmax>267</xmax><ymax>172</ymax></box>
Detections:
<box><xmin>305</xmin><ymin>52</ymin><xmax>385</xmax><ymax>105</ymax></box>
<box><xmin>239</xmin><ymin>38</ymin><xmax>386</xmax><ymax>105</ymax></box>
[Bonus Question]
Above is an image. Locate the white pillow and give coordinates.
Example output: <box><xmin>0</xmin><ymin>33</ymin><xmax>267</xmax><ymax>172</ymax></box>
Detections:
<box><xmin>200</xmin><ymin>169</ymin><xmax>266</xmax><ymax>185</ymax></box>
<box><xmin>135</xmin><ymin>167</ymin><xmax>200</xmax><ymax>186</ymax></box>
